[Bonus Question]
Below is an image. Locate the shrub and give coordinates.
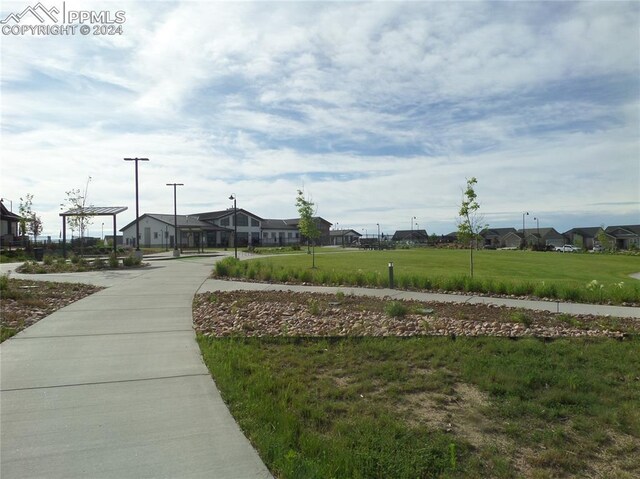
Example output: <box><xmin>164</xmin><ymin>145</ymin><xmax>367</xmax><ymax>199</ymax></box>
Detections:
<box><xmin>69</xmin><ymin>253</ymin><xmax>80</xmax><ymax>264</ymax></box>
<box><xmin>385</xmin><ymin>301</ymin><xmax>408</xmax><ymax>318</ymax></box>
<box><xmin>93</xmin><ymin>257</ymin><xmax>106</xmax><ymax>269</ymax></box>
<box><xmin>308</xmin><ymin>299</ymin><xmax>320</xmax><ymax>315</ymax></box>
<box><xmin>122</xmin><ymin>253</ymin><xmax>141</xmax><ymax>267</ymax></box>
<box><xmin>0</xmin><ymin>272</ymin><xmax>9</xmax><ymax>291</ymax></box>
<box><xmin>108</xmin><ymin>252</ymin><xmax>119</xmax><ymax>268</ymax></box>
<box><xmin>43</xmin><ymin>254</ymin><xmax>54</xmax><ymax>266</ymax></box>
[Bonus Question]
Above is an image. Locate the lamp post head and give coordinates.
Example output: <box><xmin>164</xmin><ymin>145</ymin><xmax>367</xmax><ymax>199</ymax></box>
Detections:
<box><xmin>229</xmin><ymin>194</ymin><xmax>235</xmax><ymax>201</ymax></box>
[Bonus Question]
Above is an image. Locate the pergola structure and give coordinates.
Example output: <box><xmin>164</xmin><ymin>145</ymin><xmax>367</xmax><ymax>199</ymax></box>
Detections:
<box><xmin>60</xmin><ymin>206</ymin><xmax>128</xmax><ymax>257</ymax></box>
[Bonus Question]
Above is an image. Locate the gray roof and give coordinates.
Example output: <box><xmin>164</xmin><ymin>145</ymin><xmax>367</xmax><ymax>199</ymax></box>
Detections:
<box><xmin>605</xmin><ymin>225</ymin><xmax>640</xmax><ymax>237</ymax></box>
<box><xmin>60</xmin><ymin>206</ymin><xmax>128</xmax><ymax>216</ymax></box>
<box><xmin>196</xmin><ymin>209</ymin><xmax>264</xmax><ymax>221</ymax></box>
<box><xmin>330</xmin><ymin>229</ymin><xmax>362</xmax><ymax>237</ymax></box>
<box><xmin>261</xmin><ymin>219</ymin><xmax>298</xmax><ymax>230</ymax></box>
<box><xmin>120</xmin><ymin>213</ymin><xmax>228</xmax><ymax>232</ymax></box>
<box><xmin>563</xmin><ymin>227</ymin><xmax>603</xmax><ymax>237</ymax></box>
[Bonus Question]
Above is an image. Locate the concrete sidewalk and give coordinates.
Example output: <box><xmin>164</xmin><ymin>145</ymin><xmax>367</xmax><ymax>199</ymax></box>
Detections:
<box><xmin>198</xmin><ymin>279</ymin><xmax>640</xmax><ymax>319</ymax></box>
<box><xmin>1</xmin><ymin>257</ymin><xmax>272</xmax><ymax>479</ymax></box>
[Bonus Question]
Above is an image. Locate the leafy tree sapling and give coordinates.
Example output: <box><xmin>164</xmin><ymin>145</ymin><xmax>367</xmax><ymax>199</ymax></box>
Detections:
<box><xmin>295</xmin><ymin>189</ymin><xmax>320</xmax><ymax>268</ymax></box>
<box><xmin>457</xmin><ymin>177</ymin><xmax>487</xmax><ymax>278</ymax></box>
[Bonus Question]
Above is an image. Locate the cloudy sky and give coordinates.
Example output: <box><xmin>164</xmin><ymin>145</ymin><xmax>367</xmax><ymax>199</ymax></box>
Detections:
<box><xmin>1</xmin><ymin>0</ymin><xmax>638</xmax><ymax>239</ymax></box>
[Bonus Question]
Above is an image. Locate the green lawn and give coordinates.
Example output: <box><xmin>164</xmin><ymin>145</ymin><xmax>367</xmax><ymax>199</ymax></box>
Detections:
<box><xmin>215</xmin><ymin>249</ymin><xmax>640</xmax><ymax>304</ymax></box>
<box><xmin>198</xmin><ymin>336</ymin><xmax>640</xmax><ymax>478</ymax></box>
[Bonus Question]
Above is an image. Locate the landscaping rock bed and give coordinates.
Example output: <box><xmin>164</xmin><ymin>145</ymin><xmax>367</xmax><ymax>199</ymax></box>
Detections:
<box><xmin>1</xmin><ymin>279</ymin><xmax>103</xmax><ymax>340</ymax></box>
<box><xmin>194</xmin><ymin>291</ymin><xmax>638</xmax><ymax>339</ymax></box>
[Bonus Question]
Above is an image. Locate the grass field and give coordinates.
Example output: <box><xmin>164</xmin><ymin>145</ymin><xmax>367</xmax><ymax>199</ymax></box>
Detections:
<box><xmin>198</xmin><ymin>336</ymin><xmax>640</xmax><ymax>478</ymax></box>
<box><xmin>214</xmin><ymin>248</ymin><xmax>640</xmax><ymax>304</ymax></box>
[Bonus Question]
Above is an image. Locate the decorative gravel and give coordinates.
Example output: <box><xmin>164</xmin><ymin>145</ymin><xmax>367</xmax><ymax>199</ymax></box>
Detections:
<box><xmin>193</xmin><ymin>291</ymin><xmax>637</xmax><ymax>339</ymax></box>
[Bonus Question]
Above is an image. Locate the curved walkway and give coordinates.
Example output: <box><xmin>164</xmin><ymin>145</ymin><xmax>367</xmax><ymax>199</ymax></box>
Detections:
<box><xmin>1</xmin><ymin>256</ymin><xmax>272</xmax><ymax>479</ymax></box>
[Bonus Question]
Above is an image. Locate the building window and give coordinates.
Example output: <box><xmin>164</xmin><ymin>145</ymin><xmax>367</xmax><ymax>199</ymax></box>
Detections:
<box><xmin>263</xmin><ymin>232</ymin><xmax>268</xmax><ymax>238</ymax></box>
<box><xmin>154</xmin><ymin>232</ymin><xmax>158</xmax><ymax>239</ymax></box>
<box><xmin>287</xmin><ymin>232</ymin><xmax>292</xmax><ymax>238</ymax></box>
<box><xmin>237</xmin><ymin>213</ymin><xmax>248</xmax><ymax>227</ymax></box>
<box><xmin>251</xmin><ymin>218</ymin><xmax>260</xmax><ymax>227</ymax></box>
<box><xmin>220</xmin><ymin>217</ymin><xmax>230</xmax><ymax>226</ymax></box>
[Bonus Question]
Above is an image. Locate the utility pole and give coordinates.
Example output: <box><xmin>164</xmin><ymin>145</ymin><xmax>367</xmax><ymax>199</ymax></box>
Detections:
<box><xmin>124</xmin><ymin>158</ymin><xmax>149</xmax><ymax>257</ymax></box>
<box><xmin>166</xmin><ymin>183</ymin><xmax>184</xmax><ymax>257</ymax></box>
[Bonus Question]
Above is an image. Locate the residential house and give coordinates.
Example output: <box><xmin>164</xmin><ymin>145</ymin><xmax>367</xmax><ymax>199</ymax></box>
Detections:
<box><xmin>330</xmin><ymin>229</ymin><xmax>362</xmax><ymax>246</ymax></box>
<box><xmin>480</xmin><ymin>228</ymin><xmax>517</xmax><ymax>248</ymax></box>
<box><xmin>392</xmin><ymin>229</ymin><xmax>429</xmax><ymax>243</ymax></box>
<box><xmin>523</xmin><ymin>227</ymin><xmax>565</xmax><ymax>249</ymax></box>
<box><xmin>563</xmin><ymin>227</ymin><xmax>604</xmax><ymax>250</ymax></box>
<box><xmin>501</xmin><ymin>231</ymin><xmax>524</xmax><ymax>248</ymax></box>
<box><xmin>0</xmin><ymin>201</ymin><xmax>21</xmax><ymax>247</ymax></box>
<box><xmin>605</xmin><ymin>225</ymin><xmax>640</xmax><ymax>250</ymax></box>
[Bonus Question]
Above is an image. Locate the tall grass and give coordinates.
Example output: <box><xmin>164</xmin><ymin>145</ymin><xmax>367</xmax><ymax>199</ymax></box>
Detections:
<box><xmin>212</xmin><ymin>256</ymin><xmax>640</xmax><ymax>304</ymax></box>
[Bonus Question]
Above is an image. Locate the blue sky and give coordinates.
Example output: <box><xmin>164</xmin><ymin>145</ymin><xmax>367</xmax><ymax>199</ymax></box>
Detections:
<box><xmin>1</xmin><ymin>0</ymin><xmax>638</xmax><ymax>238</ymax></box>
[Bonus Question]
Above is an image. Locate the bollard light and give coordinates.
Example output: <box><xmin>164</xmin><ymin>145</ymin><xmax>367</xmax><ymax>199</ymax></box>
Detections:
<box><xmin>388</xmin><ymin>261</ymin><xmax>394</xmax><ymax>289</ymax></box>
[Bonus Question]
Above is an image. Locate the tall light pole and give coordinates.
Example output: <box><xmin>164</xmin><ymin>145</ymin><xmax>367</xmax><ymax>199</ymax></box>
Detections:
<box><xmin>522</xmin><ymin>211</ymin><xmax>529</xmax><ymax>249</ymax></box>
<box><xmin>377</xmin><ymin>223</ymin><xmax>380</xmax><ymax>247</ymax></box>
<box><xmin>167</xmin><ymin>183</ymin><xmax>184</xmax><ymax>257</ymax></box>
<box><xmin>534</xmin><ymin>216</ymin><xmax>540</xmax><ymax>249</ymax></box>
<box><xmin>411</xmin><ymin>216</ymin><xmax>416</xmax><ymax>231</ymax></box>
<box><xmin>229</xmin><ymin>194</ymin><xmax>237</xmax><ymax>259</ymax></box>
<box><xmin>124</xmin><ymin>157</ymin><xmax>149</xmax><ymax>256</ymax></box>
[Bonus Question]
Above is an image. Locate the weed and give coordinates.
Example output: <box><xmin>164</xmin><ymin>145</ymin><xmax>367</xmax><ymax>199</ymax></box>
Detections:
<box><xmin>208</xmin><ymin>293</ymin><xmax>218</xmax><ymax>304</ymax></box>
<box><xmin>43</xmin><ymin>254</ymin><xmax>54</xmax><ymax>265</ymax></box>
<box><xmin>335</xmin><ymin>291</ymin><xmax>345</xmax><ymax>301</ymax></box>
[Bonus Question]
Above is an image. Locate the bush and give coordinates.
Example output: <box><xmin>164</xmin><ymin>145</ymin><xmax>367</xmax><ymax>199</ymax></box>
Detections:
<box><xmin>122</xmin><ymin>253</ymin><xmax>141</xmax><ymax>267</ymax></box>
<box><xmin>0</xmin><ymin>272</ymin><xmax>9</xmax><ymax>291</ymax></box>
<box><xmin>385</xmin><ymin>301</ymin><xmax>408</xmax><ymax>318</ymax></box>
<box><xmin>69</xmin><ymin>253</ymin><xmax>80</xmax><ymax>264</ymax></box>
<box><xmin>93</xmin><ymin>257</ymin><xmax>106</xmax><ymax>269</ymax></box>
<box><xmin>43</xmin><ymin>254</ymin><xmax>54</xmax><ymax>266</ymax></box>
<box><xmin>108</xmin><ymin>252</ymin><xmax>119</xmax><ymax>268</ymax></box>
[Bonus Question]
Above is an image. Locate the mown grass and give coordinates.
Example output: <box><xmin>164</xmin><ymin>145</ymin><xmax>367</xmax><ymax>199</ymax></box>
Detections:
<box><xmin>213</xmin><ymin>249</ymin><xmax>640</xmax><ymax>304</ymax></box>
<box><xmin>198</xmin><ymin>336</ymin><xmax>640</xmax><ymax>478</ymax></box>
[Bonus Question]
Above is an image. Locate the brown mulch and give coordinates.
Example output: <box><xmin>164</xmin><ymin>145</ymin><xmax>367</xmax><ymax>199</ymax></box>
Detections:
<box><xmin>193</xmin><ymin>290</ymin><xmax>639</xmax><ymax>339</ymax></box>
<box><xmin>1</xmin><ymin>279</ymin><xmax>103</xmax><ymax>339</ymax></box>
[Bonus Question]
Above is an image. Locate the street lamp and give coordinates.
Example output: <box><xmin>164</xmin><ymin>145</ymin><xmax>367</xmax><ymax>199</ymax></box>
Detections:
<box><xmin>411</xmin><ymin>216</ymin><xmax>416</xmax><ymax>231</ymax></box>
<box><xmin>101</xmin><ymin>222</ymin><xmax>104</xmax><ymax>241</ymax></box>
<box><xmin>377</xmin><ymin>223</ymin><xmax>380</xmax><ymax>247</ymax></box>
<box><xmin>229</xmin><ymin>194</ymin><xmax>237</xmax><ymax>259</ymax></box>
<box><xmin>124</xmin><ymin>157</ymin><xmax>149</xmax><ymax>256</ymax></box>
<box><xmin>533</xmin><ymin>216</ymin><xmax>540</xmax><ymax>249</ymax></box>
<box><xmin>522</xmin><ymin>212</ymin><xmax>529</xmax><ymax>249</ymax></box>
<box><xmin>167</xmin><ymin>183</ymin><xmax>184</xmax><ymax>257</ymax></box>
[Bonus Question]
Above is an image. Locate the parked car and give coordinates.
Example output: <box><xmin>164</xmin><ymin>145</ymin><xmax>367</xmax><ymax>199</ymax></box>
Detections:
<box><xmin>555</xmin><ymin>244</ymin><xmax>581</xmax><ymax>252</ymax></box>
<box><xmin>591</xmin><ymin>245</ymin><xmax>604</xmax><ymax>252</ymax></box>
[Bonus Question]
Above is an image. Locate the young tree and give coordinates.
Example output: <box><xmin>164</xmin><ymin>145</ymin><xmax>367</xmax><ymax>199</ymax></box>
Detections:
<box><xmin>61</xmin><ymin>181</ymin><xmax>93</xmax><ymax>256</ymax></box>
<box><xmin>18</xmin><ymin>194</ymin><xmax>42</xmax><ymax>247</ymax></box>
<box><xmin>457</xmin><ymin>177</ymin><xmax>487</xmax><ymax>278</ymax></box>
<box><xmin>596</xmin><ymin>226</ymin><xmax>614</xmax><ymax>252</ymax></box>
<box><xmin>296</xmin><ymin>189</ymin><xmax>320</xmax><ymax>268</ymax></box>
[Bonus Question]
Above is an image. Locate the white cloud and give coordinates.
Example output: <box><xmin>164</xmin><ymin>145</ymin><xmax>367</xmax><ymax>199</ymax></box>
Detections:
<box><xmin>1</xmin><ymin>0</ymin><xmax>638</xmax><ymax>236</ymax></box>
